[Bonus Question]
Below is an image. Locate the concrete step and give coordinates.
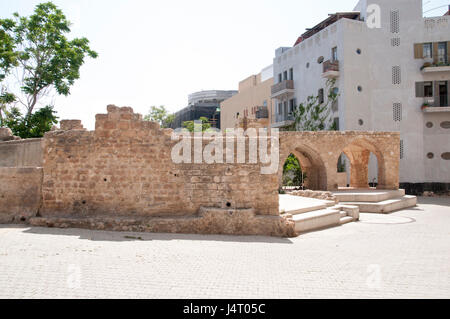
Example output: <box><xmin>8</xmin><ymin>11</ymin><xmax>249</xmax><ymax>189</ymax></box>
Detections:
<box><xmin>339</xmin><ymin>211</ymin><xmax>348</xmax><ymax>218</ymax></box>
<box><xmin>343</xmin><ymin>195</ymin><xmax>417</xmax><ymax>214</ymax></box>
<box><xmin>340</xmin><ymin>216</ymin><xmax>354</xmax><ymax>225</ymax></box>
<box><xmin>279</xmin><ymin>195</ymin><xmax>328</xmax><ymax>216</ymax></box>
<box><xmin>293</xmin><ymin>209</ymin><xmax>341</xmax><ymax>233</ymax></box>
<box><xmin>332</xmin><ymin>189</ymin><xmax>405</xmax><ymax>203</ymax></box>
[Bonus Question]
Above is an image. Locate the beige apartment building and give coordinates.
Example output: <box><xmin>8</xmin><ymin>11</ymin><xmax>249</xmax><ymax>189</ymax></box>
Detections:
<box><xmin>221</xmin><ymin>65</ymin><xmax>273</xmax><ymax>130</ymax></box>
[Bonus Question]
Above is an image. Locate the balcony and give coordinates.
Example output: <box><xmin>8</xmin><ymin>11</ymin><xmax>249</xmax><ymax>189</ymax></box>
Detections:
<box><xmin>421</xmin><ymin>57</ymin><xmax>450</xmax><ymax>73</ymax></box>
<box><xmin>271</xmin><ymin>113</ymin><xmax>294</xmax><ymax>128</ymax></box>
<box><xmin>421</xmin><ymin>64</ymin><xmax>450</xmax><ymax>73</ymax></box>
<box><xmin>271</xmin><ymin>80</ymin><xmax>295</xmax><ymax>99</ymax></box>
<box><xmin>322</xmin><ymin>60</ymin><xmax>339</xmax><ymax>78</ymax></box>
<box><xmin>421</xmin><ymin>98</ymin><xmax>450</xmax><ymax>112</ymax></box>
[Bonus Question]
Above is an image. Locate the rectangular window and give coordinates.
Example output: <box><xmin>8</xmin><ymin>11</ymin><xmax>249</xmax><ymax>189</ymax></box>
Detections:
<box><xmin>416</xmin><ymin>82</ymin><xmax>433</xmax><ymax>98</ymax></box>
<box><xmin>423</xmin><ymin>43</ymin><xmax>432</xmax><ymax>58</ymax></box>
<box><xmin>438</xmin><ymin>42</ymin><xmax>448</xmax><ymax>63</ymax></box>
<box><xmin>333</xmin><ymin>117</ymin><xmax>340</xmax><ymax>130</ymax></box>
<box><xmin>289</xmin><ymin>68</ymin><xmax>294</xmax><ymax>80</ymax></box>
<box><xmin>278</xmin><ymin>73</ymin><xmax>282</xmax><ymax>83</ymax></box>
<box><xmin>283</xmin><ymin>71</ymin><xmax>288</xmax><ymax>81</ymax></box>
<box><xmin>278</xmin><ymin>103</ymin><xmax>282</xmax><ymax>115</ymax></box>
<box><xmin>289</xmin><ymin>99</ymin><xmax>295</xmax><ymax>114</ymax></box>
<box><xmin>331</xmin><ymin>47</ymin><xmax>338</xmax><ymax>61</ymax></box>
<box><xmin>424</xmin><ymin>82</ymin><xmax>433</xmax><ymax>97</ymax></box>
<box><xmin>318</xmin><ymin>88</ymin><xmax>325</xmax><ymax>104</ymax></box>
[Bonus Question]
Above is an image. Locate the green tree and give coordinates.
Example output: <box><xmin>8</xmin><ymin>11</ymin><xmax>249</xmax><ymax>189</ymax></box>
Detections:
<box><xmin>0</xmin><ymin>90</ymin><xmax>16</xmax><ymax>127</ymax></box>
<box><xmin>144</xmin><ymin>105</ymin><xmax>174</xmax><ymax>128</ymax></box>
<box><xmin>5</xmin><ymin>105</ymin><xmax>58</xmax><ymax>138</ymax></box>
<box><xmin>0</xmin><ymin>18</ymin><xmax>18</xmax><ymax>127</ymax></box>
<box><xmin>288</xmin><ymin>78</ymin><xmax>338</xmax><ymax>132</ymax></box>
<box><xmin>2</xmin><ymin>2</ymin><xmax>98</xmax><ymax>118</ymax></box>
<box><xmin>182</xmin><ymin>117</ymin><xmax>212</xmax><ymax>132</ymax></box>
<box><xmin>282</xmin><ymin>154</ymin><xmax>306</xmax><ymax>187</ymax></box>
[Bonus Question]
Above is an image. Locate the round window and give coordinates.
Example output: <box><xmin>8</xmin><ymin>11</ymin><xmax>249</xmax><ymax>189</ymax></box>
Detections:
<box><xmin>442</xmin><ymin>153</ymin><xmax>450</xmax><ymax>160</ymax></box>
<box><xmin>427</xmin><ymin>153</ymin><xmax>434</xmax><ymax>159</ymax></box>
<box><xmin>426</xmin><ymin>122</ymin><xmax>433</xmax><ymax>128</ymax></box>
<box><xmin>440</xmin><ymin>121</ymin><xmax>450</xmax><ymax>129</ymax></box>
<box><xmin>317</xmin><ymin>56</ymin><xmax>324</xmax><ymax>64</ymax></box>
<box><xmin>306</xmin><ymin>62</ymin><xmax>310</xmax><ymax>68</ymax></box>
<box><xmin>357</xmin><ymin>86</ymin><xmax>363</xmax><ymax>92</ymax></box>
<box><xmin>358</xmin><ymin>119</ymin><xmax>364</xmax><ymax>126</ymax></box>
<box><xmin>356</xmin><ymin>49</ymin><xmax>362</xmax><ymax>54</ymax></box>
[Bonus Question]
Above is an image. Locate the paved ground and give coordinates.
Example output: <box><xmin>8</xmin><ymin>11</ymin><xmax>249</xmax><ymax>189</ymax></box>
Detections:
<box><xmin>0</xmin><ymin>197</ymin><xmax>449</xmax><ymax>299</ymax></box>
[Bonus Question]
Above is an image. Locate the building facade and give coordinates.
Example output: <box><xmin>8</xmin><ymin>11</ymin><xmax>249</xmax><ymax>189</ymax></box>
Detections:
<box><xmin>220</xmin><ymin>65</ymin><xmax>273</xmax><ymax>130</ymax></box>
<box><xmin>170</xmin><ymin>90</ymin><xmax>237</xmax><ymax>130</ymax></box>
<box><xmin>271</xmin><ymin>0</ymin><xmax>450</xmax><ymax>191</ymax></box>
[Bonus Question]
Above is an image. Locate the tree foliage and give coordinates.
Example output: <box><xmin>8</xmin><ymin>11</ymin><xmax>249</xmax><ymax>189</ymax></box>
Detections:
<box><xmin>0</xmin><ymin>18</ymin><xmax>18</xmax><ymax>127</ymax></box>
<box><xmin>288</xmin><ymin>78</ymin><xmax>338</xmax><ymax>132</ymax></box>
<box><xmin>1</xmin><ymin>2</ymin><xmax>98</xmax><ymax>117</ymax></box>
<box><xmin>4</xmin><ymin>105</ymin><xmax>58</xmax><ymax>138</ymax></box>
<box><xmin>283</xmin><ymin>154</ymin><xmax>306</xmax><ymax>187</ymax></box>
<box><xmin>0</xmin><ymin>18</ymin><xmax>18</xmax><ymax>82</ymax></box>
<box><xmin>182</xmin><ymin>117</ymin><xmax>212</xmax><ymax>132</ymax></box>
<box><xmin>144</xmin><ymin>105</ymin><xmax>174</xmax><ymax>128</ymax></box>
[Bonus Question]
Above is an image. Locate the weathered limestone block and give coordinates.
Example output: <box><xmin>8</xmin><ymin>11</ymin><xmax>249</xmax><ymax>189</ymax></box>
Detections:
<box><xmin>60</xmin><ymin>120</ymin><xmax>85</xmax><ymax>131</ymax></box>
<box><xmin>0</xmin><ymin>167</ymin><xmax>42</xmax><ymax>223</ymax></box>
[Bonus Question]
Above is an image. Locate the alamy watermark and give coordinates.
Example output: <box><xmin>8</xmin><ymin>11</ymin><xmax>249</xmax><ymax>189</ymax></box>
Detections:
<box><xmin>366</xmin><ymin>4</ymin><xmax>382</xmax><ymax>29</ymax></box>
<box><xmin>366</xmin><ymin>264</ymin><xmax>382</xmax><ymax>290</ymax></box>
<box><xmin>67</xmin><ymin>264</ymin><xmax>82</xmax><ymax>289</ymax></box>
<box><xmin>171</xmin><ymin>121</ymin><xmax>280</xmax><ymax>174</ymax></box>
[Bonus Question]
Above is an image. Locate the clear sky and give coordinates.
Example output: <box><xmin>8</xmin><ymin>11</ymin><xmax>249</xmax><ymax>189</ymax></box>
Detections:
<box><xmin>1</xmin><ymin>0</ymin><xmax>449</xmax><ymax>129</ymax></box>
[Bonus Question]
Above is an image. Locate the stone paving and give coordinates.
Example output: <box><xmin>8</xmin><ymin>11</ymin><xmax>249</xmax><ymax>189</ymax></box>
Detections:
<box><xmin>0</xmin><ymin>197</ymin><xmax>449</xmax><ymax>299</ymax></box>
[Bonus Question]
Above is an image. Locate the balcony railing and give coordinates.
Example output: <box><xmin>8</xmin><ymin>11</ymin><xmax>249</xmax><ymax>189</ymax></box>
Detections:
<box><xmin>422</xmin><ymin>98</ymin><xmax>449</xmax><ymax>109</ymax></box>
<box><xmin>274</xmin><ymin>113</ymin><xmax>294</xmax><ymax>123</ymax></box>
<box><xmin>323</xmin><ymin>60</ymin><xmax>339</xmax><ymax>77</ymax></box>
<box><xmin>271</xmin><ymin>80</ymin><xmax>295</xmax><ymax>97</ymax></box>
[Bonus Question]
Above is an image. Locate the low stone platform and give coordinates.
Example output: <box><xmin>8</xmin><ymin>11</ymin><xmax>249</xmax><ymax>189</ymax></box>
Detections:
<box><xmin>332</xmin><ymin>189</ymin><xmax>417</xmax><ymax>214</ymax></box>
<box><xmin>28</xmin><ymin>207</ymin><xmax>296</xmax><ymax>238</ymax></box>
<box><xmin>280</xmin><ymin>195</ymin><xmax>359</xmax><ymax>234</ymax></box>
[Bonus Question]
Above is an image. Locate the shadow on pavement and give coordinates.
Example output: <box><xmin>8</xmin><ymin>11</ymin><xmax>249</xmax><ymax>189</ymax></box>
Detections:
<box><xmin>0</xmin><ymin>225</ymin><xmax>294</xmax><ymax>244</ymax></box>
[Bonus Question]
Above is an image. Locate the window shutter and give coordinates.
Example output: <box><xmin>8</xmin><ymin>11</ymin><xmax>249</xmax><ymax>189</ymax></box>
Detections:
<box><xmin>415</xmin><ymin>82</ymin><xmax>425</xmax><ymax>98</ymax></box>
<box><xmin>414</xmin><ymin>43</ymin><xmax>423</xmax><ymax>59</ymax></box>
<box><xmin>447</xmin><ymin>42</ymin><xmax>450</xmax><ymax>63</ymax></box>
<box><xmin>433</xmin><ymin>42</ymin><xmax>439</xmax><ymax>63</ymax></box>
<box><xmin>434</xmin><ymin>81</ymin><xmax>440</xmax><ymax>107</ymax></box>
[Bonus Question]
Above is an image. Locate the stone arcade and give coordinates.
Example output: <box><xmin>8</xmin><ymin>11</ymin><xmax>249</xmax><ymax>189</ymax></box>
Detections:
<box><xmin>0</xmin><ymin>105</ymin><xmax>405</xmax><ymax>237</ymax></box>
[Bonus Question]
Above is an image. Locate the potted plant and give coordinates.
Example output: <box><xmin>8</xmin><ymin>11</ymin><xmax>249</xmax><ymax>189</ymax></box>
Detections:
<box><xmin>421</xmin><ymin>102</ymin><xmax>430</xmax><ymax>111</ymax></box>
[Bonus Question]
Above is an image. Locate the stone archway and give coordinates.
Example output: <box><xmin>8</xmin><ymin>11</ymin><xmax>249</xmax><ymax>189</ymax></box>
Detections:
<box><xmin>279</xmin><ymin>144</ymin><xmax>328</xmax><ymax>191</ymax></box>
<box><xmin>340</xmin><ymin>138</ymin><xmax>386</xmax><ymax>189</ymax></box>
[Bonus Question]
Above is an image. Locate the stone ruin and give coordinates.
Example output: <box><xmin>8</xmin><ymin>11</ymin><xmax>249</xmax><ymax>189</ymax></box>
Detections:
<box><xmin>0</xmin><ymin>105</ymin><xmax>401</xmax><ymax>237</ymax></box>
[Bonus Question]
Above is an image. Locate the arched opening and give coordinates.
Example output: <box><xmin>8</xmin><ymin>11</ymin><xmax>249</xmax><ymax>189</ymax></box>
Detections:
<box><xmin>282</xmin><ymin>153</ymin><xmax>305</xmax><ymax>189</ymax></box>
<box><xmin>336</xmin><ymin>151</ymin><xmax>379</xmax><ymax>189</ymax></box>
<box><xmin>340</xmin><ymin>138</ymin><xmax>384</xmax><ymax>189</ymax></box>
<box><xmin>336</xmin><ymin>153</ymin><xmax>349</xmax><ymax>188</ymax></box>
<box><xmin>279</xmin><ymin>146</ymin><xmax>327</xmax><ymax>191</ymax></box>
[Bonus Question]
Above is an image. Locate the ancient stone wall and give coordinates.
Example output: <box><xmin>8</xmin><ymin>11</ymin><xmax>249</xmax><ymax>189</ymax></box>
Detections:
<box><xmin>40</xmin><ymin>105</ymin><xmax>279</xmax><ymax>219</ymax></box>
<box><xmin>0</xmin><ymin>105</ymin><xmax>401</xmax><ymax>237</ymax></box>
<box><xmin>0</xmin><ymin>167</ymin><xmax>43</xmax><ymax>223</ymax></box>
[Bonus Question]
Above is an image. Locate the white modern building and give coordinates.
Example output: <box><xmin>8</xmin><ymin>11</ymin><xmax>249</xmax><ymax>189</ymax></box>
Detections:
<box><xmin>271</xmin><ymin>0</ymin><xmax>450</xmax><ymax>192</ymax></box>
